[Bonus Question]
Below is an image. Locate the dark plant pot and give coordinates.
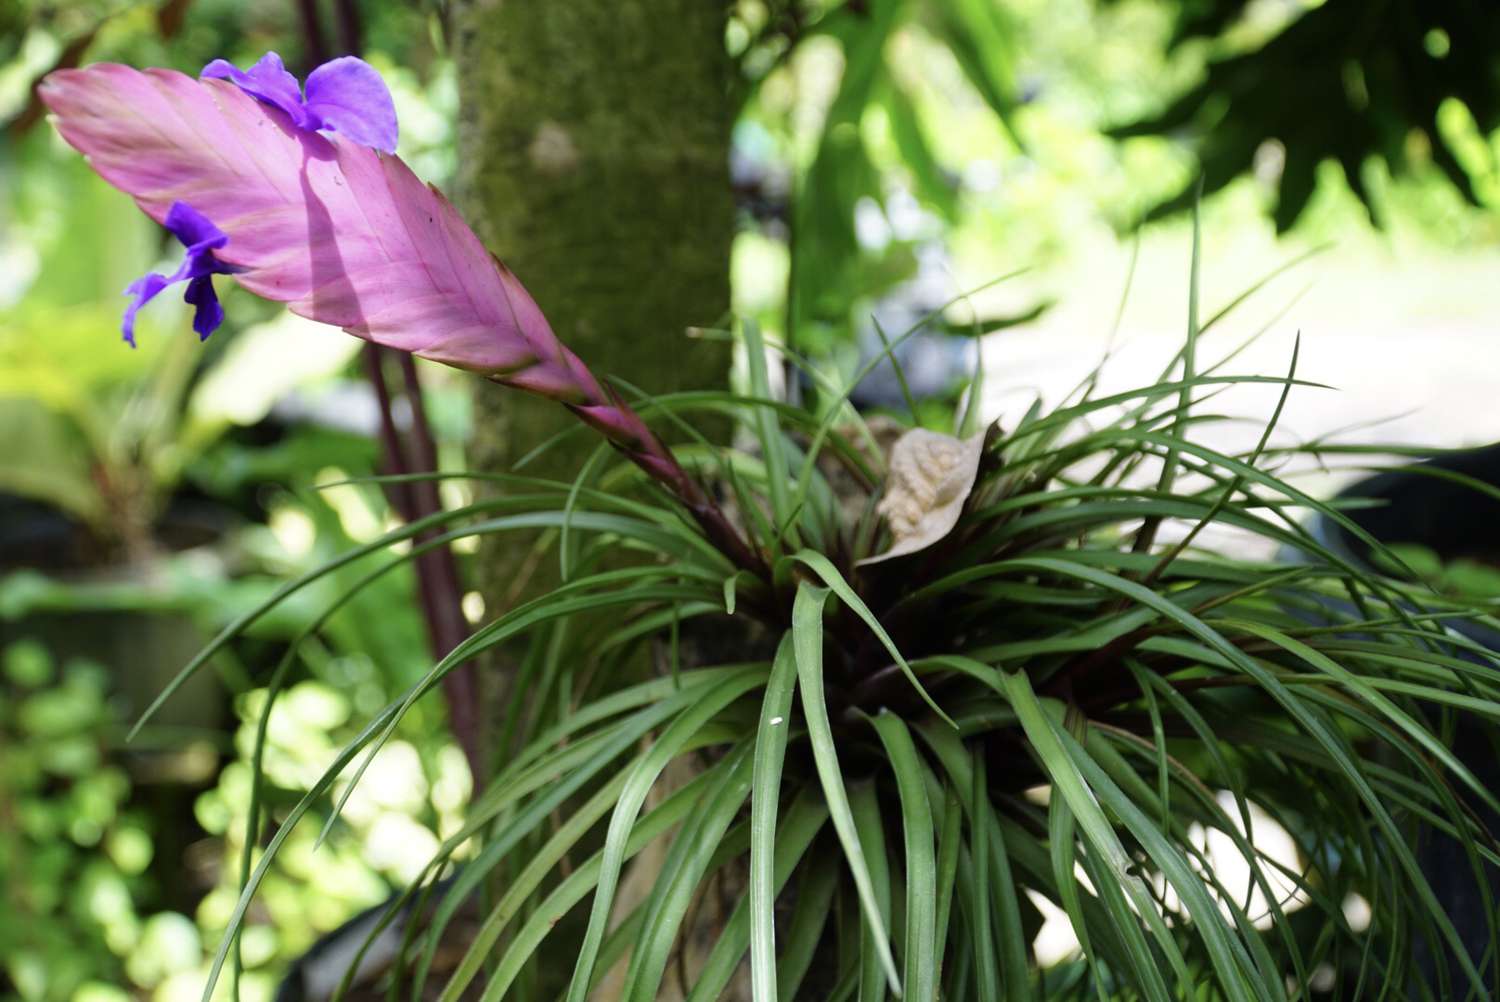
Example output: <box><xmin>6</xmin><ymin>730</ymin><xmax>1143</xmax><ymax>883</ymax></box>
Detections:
<box><xmin>1299</xmin><ymin>444</ymin><xmax>1500</xmax><ymax>987</ymax></box>
<box><xmin>0</xmin><ymin>494</ymin><xmax>235</xmax><ymax>732</ymax></box>
<box><xmin>273</xmin><ymin>872</ymin><xmax>472</xmax><ymax>1002</ymax></box>
<box><xmin>1</xmin><ymin>588</ymin><xmax>226</xmax><ymax>731</ymax></box>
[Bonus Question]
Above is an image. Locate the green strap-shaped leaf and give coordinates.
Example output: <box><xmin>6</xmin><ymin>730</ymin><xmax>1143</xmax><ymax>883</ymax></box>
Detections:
<box><xmin>412</xmin><ymin>700</ymin><xmax>685</xmax><ymax>995</ymax></box>
<box><xmin>1046</xmin><ymin>793</ymin><xmax>1109</xmax><ymax>1002</ymax></box>
<box><xmin>1003</xmin><ymin>555</ymin><xmax>1490</xmax><ymax>998</ymax></box>
<box><xmin>968</xmin><ymin>750</ymin><xmax>1001</xmax><ymax>1002</ymax></box>
<box><xmin>794</xmin><ymin>582</ymin><xmax>903</xmax><ymax>996</ymax></box>
<box><xmin>561</xmin><ymin>666</ymin><xmax>768</xmax><ymax>1002</ymax></box>
<box><xmin>932</xmin><ymin>785</ymin><xmax>962</xmax><ymax>989</ymax></box>
<box><xmin>868</xmin><ymin>710</ymin><xmax>939</xmax><ymax>1002</ymax></box>
<box><xmin>750</xmin><ymin>634</ymin><xmax>800</xmax><ymax>1002</ymax></box>
<box><xmin>851</xmin><ymin>781</ymin><xmax>893</xmax><ymax>1002</ymax></box>
<box><xmin>1000</xmin><ymin>670</ymin><xmax>1184</xmax><ymax>1002</ymax></box>
<box><xmin>319</xmin><ymin>571</ymin><xmax>723</xmax><ymax>847</ymax></box>
<box><xmin>776</xmin><ymin>847</ymin><xmax>841</xmax><ymax>1000</ymax></box>
<box><xmin>435</xmin><ymin>766</ymin><xmax>636</xmax><ymax>1002</ymax></box>
<box><xmin>1058</xmin><ymin>724</ymin><xmax>1284</xmax><ymax>1002</ymax></box>
<box><xmin>741</xmin><ymin>318</ymin><xmax>797</xmax><ymax>551</ymax></box>
<box><xmin>475</xmin><ymin>758</ymin><xmax>738</xmax><ymax>1002</ymax></box>
<box><xmin>620</xmin><ymin>746</ymin><xmax>755</xmax><ymax>1001</ymax></box>
<box><xmin>684</xmin><ymin>792</ymin><xmax>829</xmax><ymax>1002</ymax></box>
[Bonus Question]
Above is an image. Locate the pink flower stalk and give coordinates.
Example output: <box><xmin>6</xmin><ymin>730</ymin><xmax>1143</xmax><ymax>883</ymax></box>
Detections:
<box><xmin>40</xmin><ymin>61</ymin><xmax>762</xmax><ymax>575</ymax></box>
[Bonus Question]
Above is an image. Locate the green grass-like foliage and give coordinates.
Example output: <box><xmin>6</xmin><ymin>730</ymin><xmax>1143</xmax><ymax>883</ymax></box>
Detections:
<box><xmin>174</xmin><ymin>245</ymin><xmax>1500</xmax><ymax>1002</ymax></box>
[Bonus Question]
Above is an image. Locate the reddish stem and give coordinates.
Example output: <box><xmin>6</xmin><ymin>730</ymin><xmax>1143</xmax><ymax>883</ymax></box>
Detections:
<box><xmin>358</xmin><ymin>344</ymin><xmax>482</xmax><ymax>781</ymax></box>
<box><xmin>396</xmin><ymin>353</ymin><xmax>481</xmax><ymax>764</ymax></box>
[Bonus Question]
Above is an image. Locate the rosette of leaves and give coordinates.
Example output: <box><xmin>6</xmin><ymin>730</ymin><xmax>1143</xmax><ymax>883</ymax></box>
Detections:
<box><xmin>160</xmin><ymin>242</ymin><xmax>1500</xmax><ymax>1002</ymax></box>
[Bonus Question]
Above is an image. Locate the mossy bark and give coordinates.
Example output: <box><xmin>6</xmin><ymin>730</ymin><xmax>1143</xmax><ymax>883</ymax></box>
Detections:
<box><xmin>452</xmin><ymin>0</ymin><xmax>736</xmax><ymax>605</ymax></box>
<box><xmin>451</xmin><ymin>10</ymin><xmax>744</xmax><ymax>988</ymax></box>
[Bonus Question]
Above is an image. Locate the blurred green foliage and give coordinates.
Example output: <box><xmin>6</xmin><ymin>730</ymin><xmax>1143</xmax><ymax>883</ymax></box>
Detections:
<box><xmin>1</xmin><ymin>6</ymin><xmax>466</xmax><ymax>997</ymax></box>
<box><xmin>0</xmin><ymin>640</ymin><xmax>168</xmax><ymax>1001</ymax></box>
<box><xmin>733</xmin><ymin>0</ymin><xmax>1026</xmax><ymax>341</ymax></box>
<box><xmin>0</xmin><ymin>634</ymin><xmax>466</xmax><ymax>1002</ymax></box>
<box><xmin>189</xmin><ymin>674</ymin><xmax>468</xmax><ymax>997</ymax></box>
<box><xmin>1383</xmin><ymin>543</ymin><xmax>1500</xmax><ymax>600</ymax></box>
<box><xmin>0</xmin><ymin>139</ymin><xmax>174</xmax><ymax>547</ymax></box>
<box><xmin>730</xmin><ymin>0</ymin><xmax>1500</xmax><ymax>373</ymax></box>
<box><xmin>1112</xmin><ymin>0</ymin><xmax>1500</xmax><ymax>229</ymax></box>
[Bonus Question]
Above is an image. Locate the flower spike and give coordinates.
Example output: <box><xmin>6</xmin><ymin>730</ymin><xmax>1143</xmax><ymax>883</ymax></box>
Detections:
<box><xmin>40</xmin><ymin>60</ymin><xmax>763</xmax><ymax>576</ymax></box>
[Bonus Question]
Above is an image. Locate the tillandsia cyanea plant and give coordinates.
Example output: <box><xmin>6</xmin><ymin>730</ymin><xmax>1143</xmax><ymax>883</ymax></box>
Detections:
<box><xmin>43</xmin><ymin>53</ymin><xmax>1500</xmax><ymax>1002</ymax></box>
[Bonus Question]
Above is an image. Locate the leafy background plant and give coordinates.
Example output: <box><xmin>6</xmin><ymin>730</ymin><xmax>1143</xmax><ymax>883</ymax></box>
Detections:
<box><xmin>2</xmin><ymin>0</ymin><xmax>1499</xmax><ymax>1000</ymax></box>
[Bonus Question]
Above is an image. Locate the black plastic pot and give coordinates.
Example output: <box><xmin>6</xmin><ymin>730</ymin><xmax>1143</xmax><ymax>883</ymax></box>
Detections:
<box><xmin>0</xmin><ymin>493</ymin><xmax>235</xmax><ymax>731</ymax></box>
<box><xmin>273</xmin><ymin>871</ymin><xmax>474</xmax><ymax>1002</ymax></box>
<box><xmin>1300</xmin><ymin>444</ymin><xmax>1500</xmax><ymax>988</ymax></box>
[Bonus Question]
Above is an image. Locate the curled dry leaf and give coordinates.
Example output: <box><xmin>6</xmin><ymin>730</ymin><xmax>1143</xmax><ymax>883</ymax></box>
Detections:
<box><xmin>859</xmin><ymin>426</ymin><xmax>988</xmax><ymax>565</ymax></box>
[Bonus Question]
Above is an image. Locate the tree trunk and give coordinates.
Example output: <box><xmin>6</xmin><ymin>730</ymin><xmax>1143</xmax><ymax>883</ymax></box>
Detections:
<box><xmin>451</xmin><ymin>0</ymin><xmax>736</xmax><ymax>607</ymax></box>
<box><xmin>450</xmin><ymin>8</ymin><xmax>739</xmax><ymax>990</ymax></box>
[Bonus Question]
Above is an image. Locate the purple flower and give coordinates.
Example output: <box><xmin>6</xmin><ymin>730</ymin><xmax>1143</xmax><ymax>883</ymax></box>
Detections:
<box><xmin>201</xmin><ymin>52</ymin><xmax>398</xmax><ymax>154</ymax></box>
<box><xmin>122</xmin><ymin>201</ymin><xmax>237</xmax><ymax>346</ymax></box>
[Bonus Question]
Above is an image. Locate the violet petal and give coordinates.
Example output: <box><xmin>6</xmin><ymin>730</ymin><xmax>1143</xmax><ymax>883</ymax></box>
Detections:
<box><xmin>164</xmin><ymin>201</ymin><xmax>229</xmax><ymax>253</ymax></box>
<box><xmin>202</xmin><ymin>52</ymin><xmax>308</xmax><ymax>127</ymax></box>
<box><xmin>303</xmin><ymin>56</ymin><xmax>399</xmax><ymax>154</ymax></box>
<box><xmin>183</xmin><ymin>275</ymin><xmax>225</xmax><ymax>340</ymax></box>
<box><xmin>122</xmin><ymin>272</ymin><xmax>170</xmax><ymax>346</ymax></box>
